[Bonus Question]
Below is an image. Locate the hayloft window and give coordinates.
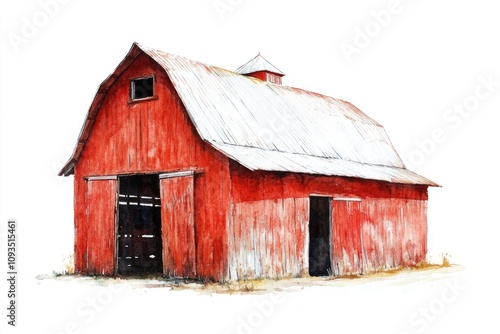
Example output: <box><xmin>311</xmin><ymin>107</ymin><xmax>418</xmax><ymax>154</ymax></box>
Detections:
<box><xmin>130</xmin><ymin>76</ymin><xmax>154</xmax><ymax>100</ymax></box>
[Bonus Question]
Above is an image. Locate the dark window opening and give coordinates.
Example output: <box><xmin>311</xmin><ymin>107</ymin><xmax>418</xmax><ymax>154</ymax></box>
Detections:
<box><xmin>309</xmin><ymin>196</ymin><xmax>332</xmax><ymax>276</ymax></box>
<box><xmin>130</xmin><ymin>76</ymin><xmax>154</xmax><ymax>100</ymax></box>
<box><xmin>117</xmin><ymin>174</ymin><xmax>162</xmax><ymax>275</ymax></box>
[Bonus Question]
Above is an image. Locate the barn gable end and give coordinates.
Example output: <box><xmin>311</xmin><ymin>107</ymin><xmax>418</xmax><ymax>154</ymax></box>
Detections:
<box><xmin>72</xmin><ymin>49</ymin><xmax>232</xmax><ymax>280</ymax></box>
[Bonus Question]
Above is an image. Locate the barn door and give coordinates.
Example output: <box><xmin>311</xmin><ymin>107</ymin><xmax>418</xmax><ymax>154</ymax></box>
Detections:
<box><xmin>159</xmin><ymin>171</ymin><xmax>196</xmax><ymax>278</ymax></box>
<box><xmin>85</xmin><ymin>176</ymin><xmax>117</xmax><ymax>275</ymax></box>
<box><xmin>308</xmin><ymin>196</ymin><xmax>332</xmax><ymax>276</ymax></box>
<box><xmin>332</xmin><ymin>198</ymin><xmax>363</xmax><ymax>276</ymax></box>
<box><xmin>117</xmin><ymin>174</ymin><xmax>163</xmax><ymax>275</ymax></box>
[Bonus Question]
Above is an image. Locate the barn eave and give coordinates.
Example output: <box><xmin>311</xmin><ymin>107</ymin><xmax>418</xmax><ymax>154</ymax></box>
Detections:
<box><xmin>59</xmin><ymin>42</ymin><xmax>437</xmax><ymax>188</ymax></box>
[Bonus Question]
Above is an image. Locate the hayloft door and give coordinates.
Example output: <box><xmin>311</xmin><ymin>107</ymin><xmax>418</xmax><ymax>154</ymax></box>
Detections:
<box><xmin>85</xmin><ymin>176</ymin><xmax>117</xmax><ymax>275</ymax></box>
<box><xmin>159</xmin><ymin>171</ymin><xmax>196</xmax><ymax>278</ymax></box>
<box><xmin>308</xmin><ymin>196</ymin><xmax>332</xmax><ymax>276</ymax></box>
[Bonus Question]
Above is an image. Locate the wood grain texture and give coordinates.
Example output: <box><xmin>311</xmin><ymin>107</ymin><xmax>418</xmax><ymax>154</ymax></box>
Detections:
<box><xmin>332</xmin><ymin>200</ymin><xmax>363</xmax><ymax>275</ymax></box>
<box><xmin>228</xmin><ymin>198</ymin><xmax>309</xmax><ymax>279</ymax></box>
<box><xmin>74</xmin><ymin>53</ymin><xmax>231</xmax><ymax>280</ymax></box>
<box><xmin>72</xmin><ymin>51</ymin><xmax>429</xmax><ymax>281</ymax></box>
<box><xmin>160</xmin><ymin>174</ymin><xmax>196</xmax><ymax>278</ymax></box>
<box><xmin>83</xmin><ymin>179</ymin><xmax>116</xmax><ymax>275</ymax></box>
<box><xmin>228</xmin><ymin>162</ymin><xmax>428</xmax><ymax>279</ymax></box>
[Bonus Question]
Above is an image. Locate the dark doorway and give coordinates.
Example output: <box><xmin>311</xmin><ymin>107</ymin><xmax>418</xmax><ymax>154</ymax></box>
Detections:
<box><xmin>117</xmin><ymin>174</ymin><xmax>162</xmax><ymax>275</ymax></box>
<box><xmin>309</xmin><ymin>196</ymin><xmax>332</xmax><ymax>276</ymax></box>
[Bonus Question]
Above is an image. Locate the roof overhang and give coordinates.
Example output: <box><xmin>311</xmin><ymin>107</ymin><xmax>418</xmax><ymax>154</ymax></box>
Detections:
<box><xmin>210</xmin><ymin>141</ymin><xmax>439</xmax><ymax>186</ymax></box>
<box><xmin>59</xmin><ymin>42</ymin><xmax>438</xmax><ymax>188</ymax></box>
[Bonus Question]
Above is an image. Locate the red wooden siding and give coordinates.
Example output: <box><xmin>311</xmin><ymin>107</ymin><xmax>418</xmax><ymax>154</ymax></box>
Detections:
<box><xmin>332</xmin><ymin>200</ymin><xmax>363</xmax><ymax>275</ymax></box>
<box><xmin>243</xmin><ymin>70</ymin><xmax>283</xmax><ymax>84</ymax></box>
<box><xmin>360</xmin><ymin>198</ymin><xmax>428</xmax><ymax>272</ymax></box>
<box><xmin>83</xmin><ymin>178</ymin><xmax>117</xmax><ymax>275</ymax></box>
<box><xmin>74</xmin><ymin>53</ymin><xmax>232</xmax><ymax>280</ymax></box>
<box><xmin>74</xmin><ymin>175</ymin><xmax>86</xmax><ymax>274</ymax></box>
<box><xmin>330</xmin><ymin>198</ymin><xmax>427</xmax><ymax>276</ymax></box>
<box><xmin>228</xmin><ymin>198</ymin><xmax>309</xmax><ymax>279</ymax></box>
<box><xmin>245</xmin><ymin>70</ymin><xmax>267</xmax><ymax>81</ymax></box>
<box><xmin>160</xmin><ymin>173</ymin><xmax>196</xmax><ymax>277</ymax></box>
<box><xmin>71</xmin><ymin>50</ymin><xmax>430</xmax><ymax>281</ymax></box>
<box><xmin>228</xmin><ymin>162</ymin><xmax>428</xmax><ymax>279</ymax></box>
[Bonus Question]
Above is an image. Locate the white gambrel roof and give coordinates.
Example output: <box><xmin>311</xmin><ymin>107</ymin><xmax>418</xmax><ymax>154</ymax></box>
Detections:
<box><xmin>60</xmin><ymin>43</ymin><xmax>437</xmax><ymax>186</ymax></box>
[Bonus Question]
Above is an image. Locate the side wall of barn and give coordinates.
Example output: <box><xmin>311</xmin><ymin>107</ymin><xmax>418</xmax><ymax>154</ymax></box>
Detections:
<box><xmin>73</xmin><ymin>53</ymin><xmax>232</xmax><ymax>280</ymax></box>
<box><xmin>227</xmin><ymin>162</ymin><xmax>428</xmax><ymax>280</ymax></box>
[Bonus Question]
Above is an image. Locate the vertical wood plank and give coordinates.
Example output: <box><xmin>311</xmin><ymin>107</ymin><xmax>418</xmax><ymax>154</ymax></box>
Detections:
<box><xmin>74</xmin><ymin>176</ymin><xmax>87</xmax><ymax>273</ymax></box>
<box><xmin>160</xmin><ymin>174</ymin><xmax>196</xmax><ymax>277</ymax></box>
<box><xmin>85</xmin><ymin>178</ymin><xmax>117</xmax><ymax>275</ymax></box>
<box><xmin>296</xmin><ymin>198</ymin><xmax>309</xmax><ymax>276</ymax></box>
<box><xmin>332</xmin><ymin>200</ymin><xmax>362</xmax><ymax>276</ymax></box>
<box><xmin>70</xmin><ymin>49</ymin><xmax>431</xmax><ymax>281</ymax></box>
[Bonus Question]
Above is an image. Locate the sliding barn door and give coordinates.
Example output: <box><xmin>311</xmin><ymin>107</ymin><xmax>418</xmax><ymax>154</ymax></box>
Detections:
<box><xmin>159</xmin><ymin>171</ymin><xmax>196</xmax><ymax>278</ymax></box>
<box><xmin>85</xmin><ymin>177</ymin><xmax>117</xmax><ymax>275</ymax></box>
<box><xmin>332</xmin><ymin>199</ymin><xmax>363</xmax><ymax>276</ymax></box>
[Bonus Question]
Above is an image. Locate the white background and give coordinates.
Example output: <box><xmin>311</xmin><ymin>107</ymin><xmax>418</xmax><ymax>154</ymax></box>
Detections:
<box><xmin>0</xmin><ymin>0</ymin><xmax>499</xmax><ymax>333</ymax></box>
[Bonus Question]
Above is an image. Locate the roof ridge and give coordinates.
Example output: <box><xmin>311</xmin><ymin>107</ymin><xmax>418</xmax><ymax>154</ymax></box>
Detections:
<box><xmin>140</xmin><ymin>45</ymin><xmax>380</xmax><ymax>127</ymax></box>
<box><xmin>60</xmin><ymin>42</ymin><xmax>435</xmax><ymax>186</ymax></box>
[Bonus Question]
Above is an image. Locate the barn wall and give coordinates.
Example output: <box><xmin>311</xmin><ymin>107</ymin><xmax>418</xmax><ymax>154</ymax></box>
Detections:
<box><xmin>160</xmin><ymin>174</ymin><xmax>196</xmax><ymax>277</ymax></box>
<box><xmin>85</xmin><ymin>178</ymin><xmax>117</xmax><ymax>275</ymax></box>
<box><xmin>228</xmin><ymin>197</ymin><xmax>309</xmax><ymax>279</ymax></box>
<box><xmin>332</xmin><ymin>197</ymin><xmax>427</xmax><ymax>276</ymax></box>
<box><xmin>74</xmin><ymin>53</ymin><xmax>232</xmax><ymax>280</ymax></box>
<box><xmin>73</xmin><ymin>172</ymin><xmax>86</xmax><ymax>274</ymax></box>
<box><xmin>361</xmin><ymin>198</ymin><xmax>427</xmax><ymax>272</ymax></box>
<box><xmin>228</xmin><ymin>162</ymin><xmax>428</xmax><ymax>279</ymax></box>
<box><xmin>331</xmin><ymin>200</ymin><xmax>363</xmax><ymax>275</ymax></box>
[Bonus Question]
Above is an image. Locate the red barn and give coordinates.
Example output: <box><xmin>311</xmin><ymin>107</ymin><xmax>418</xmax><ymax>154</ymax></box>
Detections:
<box><xmin>60</xmin><ymin>42</ymin><xmax>437</xmax><ymax>281</ymax></box>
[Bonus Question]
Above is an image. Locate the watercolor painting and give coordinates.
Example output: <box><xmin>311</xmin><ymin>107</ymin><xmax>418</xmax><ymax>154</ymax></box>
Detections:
<box><xmin>1</xmin><ymin>1</ymin><xmax>498</xmax><ymax>334</ymax></box>
<box><xmin>59</xmin><ymin>42</ymin><xmax>437</xmax><ymax>281</ymax></box>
